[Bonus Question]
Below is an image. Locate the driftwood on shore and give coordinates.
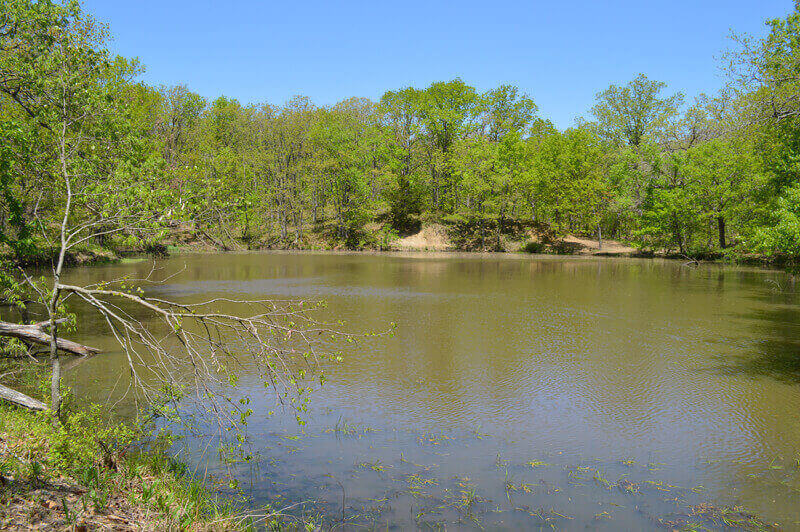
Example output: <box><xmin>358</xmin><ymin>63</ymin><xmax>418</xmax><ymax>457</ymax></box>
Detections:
<box><xmin>0</xmin><ymin>320</ymin><xmax>100</xmax><ymax>357</ymax></box>
<box><xmin>0</xmin><ymin>319</ymin><xmax>100</xmax><ymax>410</ymax></box>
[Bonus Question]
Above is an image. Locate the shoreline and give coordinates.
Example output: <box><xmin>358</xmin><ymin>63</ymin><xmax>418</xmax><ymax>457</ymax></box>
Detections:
<box><xmin>0</xmin><ymin>404</ymin><xmax>252</xmax><ymax>531</ymax></box>
<box><xmin>4</xmin><ymin>242</ymin><xmax>794</xmax><ymax>276</ymax></box>
<box><xmin>4</xmin><ymin>217</ymin><xmax>796</xmax><ymax>273</ymax></box>
<box><xmin>158</xmin><ymin>245</ymin><xmax>795</xmax><ymax>273</ymax></box>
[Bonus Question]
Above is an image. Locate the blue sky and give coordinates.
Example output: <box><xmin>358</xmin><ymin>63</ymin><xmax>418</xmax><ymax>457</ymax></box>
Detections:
<box><xmin>84</xmin><ymin>0</ymin><xmax>792</xmax><ymax>128</ymax></box>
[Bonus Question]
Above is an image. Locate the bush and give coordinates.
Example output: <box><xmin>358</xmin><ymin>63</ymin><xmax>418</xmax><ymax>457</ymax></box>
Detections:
<box><xmin>0</xmin><ymin>399</ymin><xmax>247</xmax><ymax>529</ymax></box>
<box><xmin>143</xmin><ymin>242</ymin><xmax>169</xmax><ymax>258</ymax></box>
<box><xmin>521</xmin><ymin>241</ymin><xmax>546</xmax><ymax>253</ymax></box>
<box><xmin>444</xmin><ymin>214</ymin><xmax>503</xmax><ymax>252</ymax></box>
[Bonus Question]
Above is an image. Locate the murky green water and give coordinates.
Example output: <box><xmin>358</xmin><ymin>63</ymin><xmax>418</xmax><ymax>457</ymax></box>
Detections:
<box><xmin>56</xmin><ymin>252</ymin><xmax>800</xmax><ymax>529</ymax></box>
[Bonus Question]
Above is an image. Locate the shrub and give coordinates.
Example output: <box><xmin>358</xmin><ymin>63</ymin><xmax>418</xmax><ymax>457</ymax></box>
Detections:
<box><xmin>521</xmin><ymin>241</ymin><xmax>546</xmax><ymax>254</ymax></box>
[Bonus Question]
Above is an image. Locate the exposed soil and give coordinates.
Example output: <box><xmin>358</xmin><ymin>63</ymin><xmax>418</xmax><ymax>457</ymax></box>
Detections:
<box><xmin>0</xmin><ymin>475</ymin><xmax>149</xmax><ymax>531</ymax></box>
<box><xmin>389</xmin><ymin>223</ymin><xmax>638</xmax><ymax>256</ymax></box>
<box><xmin>560</xmin><ymin>235</ymin><xmax>638</xmax><ymax>256</ymax></box>
<box><xmin>390</xmin><ymin>224</ymin><xmax>454</xmax><ymax>251</ymax></box>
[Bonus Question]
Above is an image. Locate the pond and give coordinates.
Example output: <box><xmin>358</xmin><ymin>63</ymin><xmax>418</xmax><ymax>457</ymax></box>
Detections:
<box><xmin>59</xmin><ymin>252</ymin><xmax>800</xmax><ymax>530</ymax></box>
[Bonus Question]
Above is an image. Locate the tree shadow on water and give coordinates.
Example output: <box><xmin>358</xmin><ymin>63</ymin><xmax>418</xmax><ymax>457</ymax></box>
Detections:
<box><xmin>710</xmin><ymin>306</ymin><xmax>800</xmax><ymax>383</ymax></box>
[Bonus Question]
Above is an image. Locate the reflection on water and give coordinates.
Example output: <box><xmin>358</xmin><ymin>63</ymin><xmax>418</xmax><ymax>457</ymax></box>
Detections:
<box><xmin>57</xmin><ymin>252</ymin><xmax>800</xmax><ymax>529</ymax></box>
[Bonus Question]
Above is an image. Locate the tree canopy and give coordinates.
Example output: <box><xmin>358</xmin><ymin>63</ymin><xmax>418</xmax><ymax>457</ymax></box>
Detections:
<box><xmin>2</xmin><ymin>0</ymin><xmax>800</xmax><ymax>264</ymax></box>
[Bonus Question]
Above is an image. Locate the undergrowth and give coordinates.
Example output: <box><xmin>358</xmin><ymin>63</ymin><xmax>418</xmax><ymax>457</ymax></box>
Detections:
<box><xmin>0</xmin><ymin>401</ymin><xmax>257</xmax><ymax>530</ymax></box>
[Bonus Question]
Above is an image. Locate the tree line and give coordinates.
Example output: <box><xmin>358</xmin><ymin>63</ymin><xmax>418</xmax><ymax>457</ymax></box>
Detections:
<box><xmin>0</xmin><ymin>0</ymin><xmax>351</xmax><ymax>419</ymax></box>
<box><xmin>3</xmin><ymin>0</ymin><xmax>800</xmax><ymax>262</ymax></box>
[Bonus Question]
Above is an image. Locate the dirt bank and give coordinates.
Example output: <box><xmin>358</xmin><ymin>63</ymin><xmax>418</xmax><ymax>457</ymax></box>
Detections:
<box><xmin>560</xmin><ymin>235</ymin><xmax>638</xmax><ymax>256</ymax></box>
<box><xmin>390</xmin><ymin>224</ymin><xmax>454</xmax><ymax>251</ymax></box>
<box><xmin>389</xmin><ymin>224</ymin><xmax>638</xmax><ymax>256</ymax></box>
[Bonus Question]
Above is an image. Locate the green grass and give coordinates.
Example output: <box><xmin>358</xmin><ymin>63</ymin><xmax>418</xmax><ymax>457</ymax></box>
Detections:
<box><xmin>0</xmin><ymin>403</ymin><xmax>253</xmax><ymax>530</ymax></box>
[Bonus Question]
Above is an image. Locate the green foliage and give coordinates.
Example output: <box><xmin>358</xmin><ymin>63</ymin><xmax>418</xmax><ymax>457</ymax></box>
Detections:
<box><xmin>532</xmin><ymin>126</ymin><xmax>609</xmax><ymax>235</ymax></box>
<box><xmin>520</xmin><ymin>240</ymin><xmax>546</xmax><ymax>253</ymax></box>
<box><xmin>751</xmin><ymin>183</ymin><xmax>800</xmax><ymax>256</ymax></box>
<box><xmin>3</xmin><ymin>0</ymin><xmax>800</xmax><ymax>265</ymax></box>
<box><xmin>591</xmin><ymin>73</ymin><xmax>683</xmax><ymax>147</ymax></box>
<box><xmin>0</xmin><ymin>400</ymin><xmax>247</xmax><ymax>529</ymax></box>
<box><xmin>54</xmin><ymin>407</ymin><xmax>136</xmax><ymax>473</ymax></box>
<box><xmin>445</xmin><ymin>214</ymin><xmax>504</xmax><ymax>252</ymax></box>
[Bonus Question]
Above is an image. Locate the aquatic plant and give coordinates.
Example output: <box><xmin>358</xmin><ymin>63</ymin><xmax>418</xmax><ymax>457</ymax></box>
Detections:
<box><xmin>355</xmin><ymin>459</ymin><xmax>389</xmax><ymax>473</ymax></box>
<box><xmin>329</xmin><ymin>416</ymin><xmax>375</xmax><ymax>438</ymax></box>
<box><xmin>592</xmin><ymin>469</ymin><xmax>614</xmax><ymax>490</ymax></box>
<box><xmin>525</xmin><ymin>459</ymin><xmax>549</xmax><ymax>469</ymax></box>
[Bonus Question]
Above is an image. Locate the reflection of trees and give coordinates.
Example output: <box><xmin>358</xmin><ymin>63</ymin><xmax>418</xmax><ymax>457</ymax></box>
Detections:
<box><xmin>62</xmin><ymin>253</ymin><xmax>800</xmax><ymax>442</ymax></box>
<box><xmin>715</xmin><ymin>303</ymin><xmax>800</xmax><ymax>382</ymax></box>
<box><xmin>56</xmin><ymin>252</ymin><xmax>800</xmax><ymax>528</ymax></box>
<box><xmin>279</xmin><ymin>255</ymin><xmax>712</xmax><ymax>435</ymax></box>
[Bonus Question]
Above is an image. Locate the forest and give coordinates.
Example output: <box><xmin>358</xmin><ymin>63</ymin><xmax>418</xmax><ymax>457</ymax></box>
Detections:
<box><xmin>3</xmin><ymin>1</ymin><xmax>800</xmax><ymax>266</ymax></box>
<box><xmin>4</xmin><ymin>2</ymin><xmax>800</xmax><ymax>529</ymax></box>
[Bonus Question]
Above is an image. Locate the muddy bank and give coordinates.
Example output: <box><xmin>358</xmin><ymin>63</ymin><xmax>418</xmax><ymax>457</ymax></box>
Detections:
<box><xmin>0</xmin><ymin>248</ymin><xmax>119</xmax><ymax>269</ymax></box>
<box><xmin>390</xmin><ymin>223</ymin><xmax>639</xmax><ymax>255</ymax></box>
<box><xmin>171</xmin><ymin>222</ymin><xmax>642</xmax><ymax>258</ymax></box>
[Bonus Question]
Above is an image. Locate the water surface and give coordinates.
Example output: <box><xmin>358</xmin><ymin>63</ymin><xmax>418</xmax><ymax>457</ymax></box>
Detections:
<box><xmin>60</xmin><ymin>252</ymin><xmax>800</xmax><ymax>529</ymax></box>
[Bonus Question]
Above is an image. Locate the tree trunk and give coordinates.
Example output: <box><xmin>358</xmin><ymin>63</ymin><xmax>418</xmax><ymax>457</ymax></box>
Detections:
<box><xmin>597</xmin><ymin>224</ymin><xmax>603</xmax><ymax>250</ymax></box>
<box><xmin>672</xmin><ymin>215</ymin><xmax>686</xmax><ymax>255</ymax></box>
<box><xmin>312</xmin><ymin>191</ymin><xmax>318</xmax><ymax>224</ymax></box>
<box><xmin>295</xmin><ymin>209</ymin><xmax>303</xmax><ymax>244</ymax></box>
<box><xmin>717</xmin><ymin>215</ymin><xmax>726</xmax><ymax>249</ymax></box>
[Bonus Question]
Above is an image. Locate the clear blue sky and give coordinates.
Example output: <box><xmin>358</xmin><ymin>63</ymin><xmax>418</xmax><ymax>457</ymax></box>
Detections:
<box><xmin>84</xmin><ymin>0</ymin><xmax>792</xmax><ymax>128</ymax></box>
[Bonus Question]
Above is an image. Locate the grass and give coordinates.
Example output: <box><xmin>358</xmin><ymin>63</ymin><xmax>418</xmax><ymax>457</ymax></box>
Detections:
<box><xmin>443</xmin><ymin>480</ymin><xmax>484</xmax><ymax>527</ymax></box>
<box><xmin>687</xmin><ymin>503</ymin><xmax>773</xmax><ymax>530</ymax></box>
<box><xmin>403</xmin><ymin>473</ymin><xmax>438</xmax><ymax>499</ymax></box>
<box><xmin>592</xmin><ymin>469</ymin><xmax>614</xmax><ymax>490</ymax></box>
<box><xmin>0</xmin><ymin>403</ymin><xmax>260</xmax><ymax>530</ymax></box>
<box><xmin>504</xmin><ymin>480</ymin><xmax>535</xmax><ymax>494</ymax></box>
<box><xmin>416</xmin><ymin>432</ymin><xmax>452</xmax><ymax>446</ymax></box>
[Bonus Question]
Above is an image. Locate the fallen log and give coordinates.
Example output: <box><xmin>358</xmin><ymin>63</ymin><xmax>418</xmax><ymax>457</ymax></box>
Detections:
<box><xmin>0</xmin><ymin>383</ymin><xmax>47</xmax><ymax>410</ymax></box>
<box><xmin>0</xmin><ymin>320</ymin><xmax>100</xmax><ymax>357</ymax></box>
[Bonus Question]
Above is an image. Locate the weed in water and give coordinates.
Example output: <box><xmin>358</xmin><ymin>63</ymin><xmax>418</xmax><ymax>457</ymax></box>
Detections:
<box><xmin>329</xmin><ymin>416</ymin><xmax>376</xmax><ymax>438</ymax></box>
<box><xmin>525</xmin><ymin>460</ymin><xmax>549</xmax><ymax>469</ymax></box>
<box><xmin>593</xmin><ymin>470</ymin><xmax>614</xmax><ymax>490</ymax></box>
<box><xmin>355</xmin><ymin>460</ymin><xmax>389</xmax><ymax>473</ymax></box>
<box><xmin>494</xmin><ymin>453</ymin><xmax>510</xmax><ymax>470</ymax></box>
<box><xmin>403</xmin><ymin>473</ymin><xmax>438</xmax><ymax>499</ymax></box>
<box><xmin>617</xmin><ymin>478</ymin><xmax>640</xmax><ymax>494</ymax></box>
